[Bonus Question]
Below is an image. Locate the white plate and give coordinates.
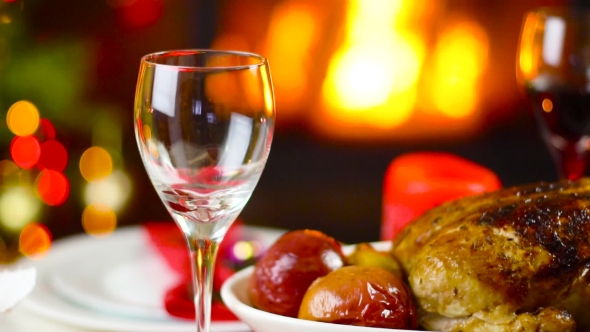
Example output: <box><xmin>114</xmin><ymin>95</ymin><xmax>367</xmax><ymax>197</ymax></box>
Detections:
<box><xmin>221</xmin><ymin>241</ymin><xmax>420</xmax><ymax>332</ymax></box>
<box><xmin>17</xmin><ymin>225</ymin><xmax>286</xmax><ymax>332</ymax></box>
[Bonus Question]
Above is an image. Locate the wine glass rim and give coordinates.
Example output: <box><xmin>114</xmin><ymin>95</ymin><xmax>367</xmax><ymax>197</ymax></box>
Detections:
<box><xmin>140</xmin><ymin>49</ymin><xmax>268</xmax><ymax>71</ymax></box>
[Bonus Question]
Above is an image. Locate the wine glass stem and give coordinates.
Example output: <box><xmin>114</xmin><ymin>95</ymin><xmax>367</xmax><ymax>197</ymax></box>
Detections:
<box><xmin>189</xmin><ymin>237</ymin><xmax>220</xmax><ymax>332</ymax></box>
<box><xmin>547</xmin><ymin>140</ymin><xmax>589</xmax><ymax>180</ymax></box>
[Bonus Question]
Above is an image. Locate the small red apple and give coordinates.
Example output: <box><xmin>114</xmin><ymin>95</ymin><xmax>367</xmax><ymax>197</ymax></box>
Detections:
<box><xmin>248</xmin><ymin>229</ymin><xmax>347</xmax><ymax>317</ymax></box>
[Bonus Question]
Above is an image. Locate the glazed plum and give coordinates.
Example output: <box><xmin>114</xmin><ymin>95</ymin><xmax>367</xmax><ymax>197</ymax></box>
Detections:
<box><xmin>298</xmin><ymin>265</ymin><xmax>417</xmax><ymax>329</ymax></box>
<box><xmin>248</xmin><ymin>229</ymin><xmax>347</xmax><ymax>317</ymax></box>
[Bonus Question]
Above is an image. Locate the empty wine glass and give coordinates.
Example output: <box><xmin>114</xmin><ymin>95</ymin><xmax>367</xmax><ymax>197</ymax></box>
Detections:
<box><xmin>517</xmin><ymin>7</ymin><xmax>590</xmax><ymax>180</ymax></box>
<box><xmin>133</xmin><ymin>50</ymin><xmax>275</xmax><ymax>332</ymax></box>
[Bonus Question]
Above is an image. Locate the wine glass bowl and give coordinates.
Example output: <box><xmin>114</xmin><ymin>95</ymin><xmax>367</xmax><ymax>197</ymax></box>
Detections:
<box><xmin>517</xmin><ymin>7</ymin><xmax>590</xmax><ymax>180</ymax></box>
<box><xmin>134</xmin><ymin>50</ymin><xmax>275</xmax><ymax>331</ymax></box>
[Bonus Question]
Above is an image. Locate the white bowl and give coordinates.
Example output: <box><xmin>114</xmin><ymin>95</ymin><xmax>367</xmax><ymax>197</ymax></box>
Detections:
<box><xmin>220</xmin><ymin>242</ymin><xmax>420</xmax><ymax>332</ymax></box>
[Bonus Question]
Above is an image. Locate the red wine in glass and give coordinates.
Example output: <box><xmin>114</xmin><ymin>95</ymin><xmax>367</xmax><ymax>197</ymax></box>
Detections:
<box><xmin>518</xmin><ymin>7</ymin><xmax>590</xmax><ymax>180</ymax></box>
<box><xmin>525</xmin><ymin>86</ymin><xmax>590</xmax><ymax>180</ymax></box>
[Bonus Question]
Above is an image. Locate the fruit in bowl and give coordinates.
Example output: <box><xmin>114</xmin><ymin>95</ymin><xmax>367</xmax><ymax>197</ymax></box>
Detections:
<box><xmin>221</xmin><ymin>239</ymin><xmax>418</xmax><ymax>332</ymax></box>
<box><xmin>248</xmin><ymin>229</ymin><xmax>347</xmax><ymax>318</ymax></box>
<box><xmin>245</xmin><ymin>229</ymin><xmax>417</xmax><ymax>330</ymax></box>
<box><xmin>347</xmin><ymin>242</ymin><xmax>403</xmax><ymax>278</ymax></box>
<box><xmin>299</xmin><ymin>265</ymin><xmax>417</xmax><ymax>329</ymax></box>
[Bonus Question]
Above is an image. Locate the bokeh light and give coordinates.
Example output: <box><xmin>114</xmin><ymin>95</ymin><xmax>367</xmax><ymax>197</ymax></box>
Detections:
<box><xmin>0</xmin><ymin>187</ymin><xmax>41</xmax><ymax>231</ymax></box>
<box><xmin>429</xmin><ymin>19</ymin><xmax>489</xmax><ymax>118</ymax></box>
<box><xmin>518</xmin><ymin>12</ymin><xmax>539</xmax><ymax>80</ymax></box>
<box><xmin>82</xmin><ymin>204</ymin><xmax>117</xmax><ymax>237</ymax></box>
<box><xmin>542</xmin><ymin>98</ymin><xmax>553</xmax><ymax>113</ymax></box>
<box><xmin>84</xmin><ymin>170</ymin><xmax>131</xmax><ymax>213</ymax></box>
<box><xmin>38</xmin><ymin>140</ymin><xmax>68</xmax><ymax>172</ymax></box>
<box><xmin>0</xmin><ymin>159</ymin><xmax>18</xmax><ymax>177</ymax></box>
<box><xmin>36</xmin><ymin>170</ymin><xmax>70</xmax><ymax>206</ymax></box>
<box><xmin>10</xmin><ymin>135</ymin><xmax>41</xmax><ymax>169</ymax></box>
<box><xmin>251</xmin><ymin>240</ymin><xmax>264</xmax><ymax>257</ymax></box>
<box><xmin>232</xmin><ymin>241</ymin><xmax>254</xmax><ymax>261</ymax></box>
<box><xmin>119</xmin><ymin>0</ymin><xmax>163</xmax><ymax>28</ymax></box>
<box><xmin>38</xmin><ymin>118</ymin><xmax>56</xmax><ymax>140</ymax></box>
<box><xmin>321</xmin><ymin>0</ymin><xmax>423</xmax><ymax>130</ymax></box>
<box><xmin>264</xmin><ymin>1</ymin><xmax>318</xmax><ymax>108</ymax></box>
<box><xmin>19</xmin><ymin>223</ymin><xmax>52</xmax><ymax>259</ymax></box>
<box><xmin>0</xmin><ymin>14</ymin><xmax>11</xmax><ymax>24</ymax></box>
<box><xmin>6</xmin><ymin>100</ymin><xmax>40</xmax><ymax>136</ymax></box>
<box><xmin>79</xmin><ymin>146</ymin><xmax>113</xmax><ymax>182</ymax></box>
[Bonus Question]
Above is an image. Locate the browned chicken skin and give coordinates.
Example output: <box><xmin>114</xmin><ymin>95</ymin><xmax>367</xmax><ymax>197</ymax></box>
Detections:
<box><xmin>391</xmin><ymin>178</ymin><xmax>590</xmax><ymax>331</ymax></box>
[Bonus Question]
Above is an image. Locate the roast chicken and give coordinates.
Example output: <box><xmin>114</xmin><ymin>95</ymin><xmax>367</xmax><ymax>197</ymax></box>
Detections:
<box><xmin>391</xmin><ymin>178</ymin><xmax>590</xmax><ymax>331</ymax></box>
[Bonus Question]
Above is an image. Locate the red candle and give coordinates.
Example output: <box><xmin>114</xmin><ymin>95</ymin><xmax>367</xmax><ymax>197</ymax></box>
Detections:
<box><xmin>381</xmin><ymin>152</ymin><xmax>501</xmax><ymax>241</ymax></box>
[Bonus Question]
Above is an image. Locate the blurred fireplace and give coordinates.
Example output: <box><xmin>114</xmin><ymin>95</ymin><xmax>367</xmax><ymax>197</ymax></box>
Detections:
<box><xmin>210</xmin><ymin>0</ymin><xmax>537</xmax><ymax>143</ymax></box>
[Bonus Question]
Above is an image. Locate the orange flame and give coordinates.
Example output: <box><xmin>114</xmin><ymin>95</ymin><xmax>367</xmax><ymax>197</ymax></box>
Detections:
<box><xmin>320</xmin><ymin>0</ymin><xmax>425</xmax><ymax>133</ymax></box>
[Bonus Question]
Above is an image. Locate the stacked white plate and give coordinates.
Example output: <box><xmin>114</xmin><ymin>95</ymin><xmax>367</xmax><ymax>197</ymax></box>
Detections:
<box><xmin>16</xmin><ymin>225</ymin><xmax>285</xmax><ymax>332</ymax></box>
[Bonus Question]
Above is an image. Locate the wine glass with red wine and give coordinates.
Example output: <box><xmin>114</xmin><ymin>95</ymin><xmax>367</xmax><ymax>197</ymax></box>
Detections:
<box><xmin>517</xmin><ymin>7</ymin><xmax>590</xmax><ymax>180</ymax></box>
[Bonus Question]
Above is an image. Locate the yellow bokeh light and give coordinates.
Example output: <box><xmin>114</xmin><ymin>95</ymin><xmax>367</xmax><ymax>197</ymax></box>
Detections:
<box><xmin>0</xmin><ymin>14</ymin><xmax>11</xmax><ymax>24</ymax></box>
<box><xmin>84</xmin><ymin>170</ymin><xmax>131</xmax><ymax>213</ymax></box>
<box><xmin>326</xmin><ymin>40</ymin><xmax>421</xmax><ymax>110</ymax></box>
<box><xmin>7</xmin><ymin>100</ymin><xmax>40</xmax><ymax>136</ymax></box>
<box><xmin>19</xmin><ymin>223</ymin><xmax>52</xmax><ymax>259</ymax></box>
<box><xmin>79</xmin><ymin>147</ymin><xmax>113</xmax><ymax>182</ymax></box>
<box><xmin>0</xmin><ymin>187</ymin><xmax>41</xmax><ymax>232</ymax></box>
<box><xmin>232</xmin><ymin>241</ymin><xmax>254</xmax><ymax>261</ymax></box>
<box><xmin>82</xmin><ymin>204</ymin><xmax>117</xmax><ymax>237</ymax></box>
<box><xmin>518</xmin><ymin>12</ymin><xmax>539</xmax><ymax>80</ymax></box>
<box><xmin>328</xmin><ymin>49</ymin><xmax>394</xmax><ymax>109</ymax></box>
<box><xmin>429</xmin><ymin>19</ymin><xmax>489</xmax><ymax>118</ymax></box>
<box><xmin>265</xmin><ymin>1</ymin><xmax>318</xmax><ymax>106</ymax></box>
<box><xmin>433</xmin><ymin>84</ymin><xmax>477</xmax><ymax>119</ymax></box>
<box><xmin>321</xmin><ymin>0</ymin><xmax>424</xmax><ymax>128</ymax></box>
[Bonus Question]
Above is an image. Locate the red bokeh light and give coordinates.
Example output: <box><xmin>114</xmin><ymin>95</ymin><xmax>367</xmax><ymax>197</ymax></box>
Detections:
<box><xmin>119</xmin><ymin>0</ymin><xmax>163</xmax><ymax>28</ymax></box>
<box><xmin>36</xmin><ymin>170</ymin><xmax>70</xmax><ymax>206</ymax></box>
<box><xmin>10</xmin><ymin>135</ymin><xmax>41</xmax><ymax>169</ymax></box>
<box><xmin>38</xmin><ymin>118</ymin><xmax>56</xmax><ymax>140</ymax></box>
<box><xmin>38</xmin><ymin>140</ymin><xmax>68</xmax><ymax>172</ymax></box>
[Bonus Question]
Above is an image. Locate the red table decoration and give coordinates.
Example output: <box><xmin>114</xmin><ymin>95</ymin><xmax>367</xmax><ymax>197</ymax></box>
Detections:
<box><xmin>381</xmin><ymin>152</ymin><xmax>501</xmax><ymax>241</ymax></box>
<box><xmin>143</xmin><ymin>220</ymin><xmax>244</xmax><ymax>321</ymax></box>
